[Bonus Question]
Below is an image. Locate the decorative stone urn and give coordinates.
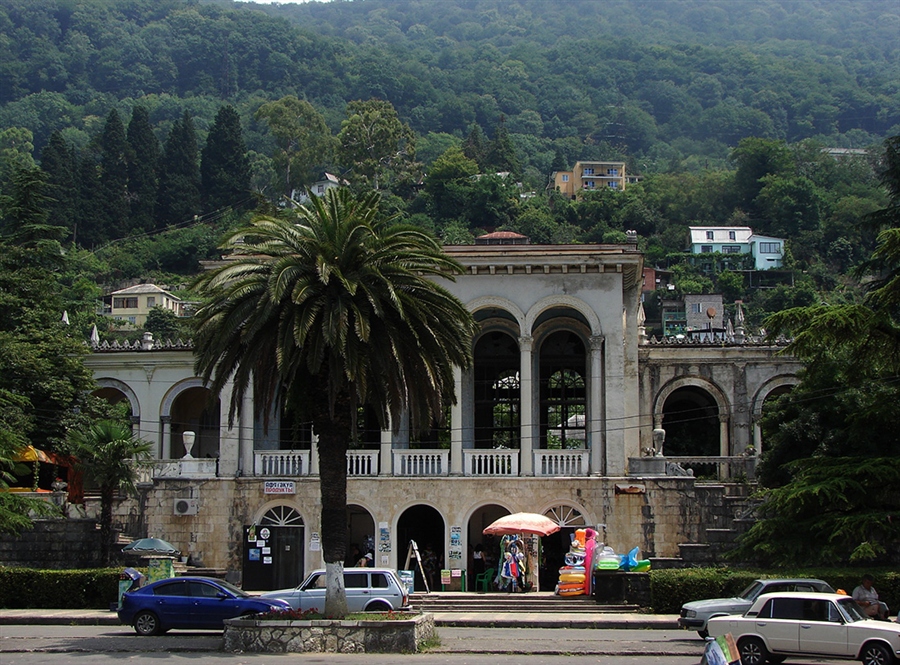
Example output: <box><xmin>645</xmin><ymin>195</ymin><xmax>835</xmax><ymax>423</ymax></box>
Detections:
<box><xmin>222</xmin><ymin>612</ymin><xmax>435</xmax><ymax>654</ymax></box>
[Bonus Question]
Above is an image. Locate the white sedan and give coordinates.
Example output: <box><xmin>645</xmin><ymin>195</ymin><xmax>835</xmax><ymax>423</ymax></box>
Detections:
<box><xmin>707</xmin><ymin>591</ymin><xmax>900</xmax><ymax>665</ymax></box>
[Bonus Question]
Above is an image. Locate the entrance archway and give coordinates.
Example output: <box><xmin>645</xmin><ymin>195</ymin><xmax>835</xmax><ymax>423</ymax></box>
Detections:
<box><xmin>346</xmin><ymin>504</ymin><xmax>376</xmax><ymax>567</ymax></box>
<box><xmin>397</xmin><ymin>505</ymin><xmax>445</xmax><ymax>592</ymax></box>
<box><xmin>242</xmin><ymin>505</ymin><xmax>304</xmax><ymax>591</ymax></box>
<box><xmin>467</xmin><ymin>503</ymin><xmax>511</xmax><ymax>580</ymax></box>
<box><xmin>540</xmin><ymin>504</ymin><xmax>588</xmax><ymax>590</ymax></box>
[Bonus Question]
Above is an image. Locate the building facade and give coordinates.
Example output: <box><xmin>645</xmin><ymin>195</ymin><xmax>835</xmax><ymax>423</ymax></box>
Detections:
<box><xmin>83</xmin><ymin>241</ymin><xmax>799</xmax><ymax>590</ymax></box>
<box><xmin>550</xmin><ymin>161</ymin><xmax>628</xmax><ymax>198</ymax></box>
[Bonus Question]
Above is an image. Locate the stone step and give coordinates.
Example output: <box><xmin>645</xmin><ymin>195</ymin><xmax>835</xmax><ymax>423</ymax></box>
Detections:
<box><xmin>704</xmin><ymin>528</ymin><xmax>737</xmax><ymax>544</ymax></box>
<box><xmin>409</xmin><ymin>592</ymin><xmax>639</xmax><ymax>613</ymax></box>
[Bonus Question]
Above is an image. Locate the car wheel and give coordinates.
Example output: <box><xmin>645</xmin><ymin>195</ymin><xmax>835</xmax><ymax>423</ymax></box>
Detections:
<box><xmin>737</xmin><ymin>636</ymin><xmax>769</xmax><ymax>665</ymax></box>
<box><xmin>365</xmin><ymin>601</ymin><xmax>392</xmax><ymax>612</ymax></box>
<box><xmin>860</xmin><ymin>642</ymin><xmax>893</xmax><ymax>665</ymax></box>
<box><xmin>697</xmin><ymin>629</ymin><xmax>709</xmax><ymax>639</ymax></box>
<box><xmin>133</xmin><ymin>610</ymin><xmax>161</xmax><ymax>636</ymax></box>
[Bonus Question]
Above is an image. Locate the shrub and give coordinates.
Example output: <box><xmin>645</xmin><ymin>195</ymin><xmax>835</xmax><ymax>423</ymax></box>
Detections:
<box><xmin>0</xmin><ymin>567</ymin><xmax>119</xmax><ymax>609</ymax></box>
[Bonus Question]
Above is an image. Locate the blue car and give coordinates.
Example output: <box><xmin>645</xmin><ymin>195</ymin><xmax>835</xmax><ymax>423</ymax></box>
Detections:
<box><xmin>118</xmin><ymin>576</ymin><xmax>290</xmax><ymax>635</ymax></box>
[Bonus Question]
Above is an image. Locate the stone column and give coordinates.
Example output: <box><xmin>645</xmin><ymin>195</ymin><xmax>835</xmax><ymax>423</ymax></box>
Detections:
<box><xmin>160</xmin><ymin>415</ymin><xmax>171</xmax><ymax>460</ymax></box>
<box><xmin>216</xmin><ymin>379</ymin><xmax>240</xmax><ymax>477</ymax></box>
<box><xmin>589</xmin><ymin>335</ymin><xmax>605</xmax><ymax>475</ymax></box>
<box><xmin>519</xmin><ymin>335</ymin><xmax>534</xmax><ymax>476</ymax></box>
<box><xmin>450</xmin><ymin>366</ymin><xmax>464</xmax><ymax>475</ymax></box>
<box><xmin>719</xmin><ymin>414</ymin><xmax>730</xmax><ymax>456</ymax></box>
<box><xmin>379</xmin><ymin>417</ymin><xmax>395</xmax><ymax>476</ymax></box>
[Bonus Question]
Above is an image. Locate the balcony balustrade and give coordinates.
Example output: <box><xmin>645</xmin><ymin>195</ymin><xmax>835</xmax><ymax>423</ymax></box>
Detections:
<box><xmin>347</xmin><ymin>450</ymin><xmax>379</xmax><ymax>476</ymax></box>
<box><xmin>254</xmin><ymin>450</ymin><xmax>310</xmax><ymax>476</ymax></box>
<box><xmin>463</xmin><ymin>449</ymin><xmax>519</xmax><ymax>476</ymax></box>
<box><xmin>534</xmin><ymin>449</ymin><xmax>589</xmax><ymax>476</ymax></box>
<box><xmin>392</xmin><ymin>449</ymin><xmax>449</xmax><ymax>476</ymax></box>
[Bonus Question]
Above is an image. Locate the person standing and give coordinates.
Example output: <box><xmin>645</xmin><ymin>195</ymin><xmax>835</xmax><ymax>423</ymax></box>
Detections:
<box><xmin>852</xmin><ymin>574</ymin><xmax>889</xmax><ymax>620</ymax></box>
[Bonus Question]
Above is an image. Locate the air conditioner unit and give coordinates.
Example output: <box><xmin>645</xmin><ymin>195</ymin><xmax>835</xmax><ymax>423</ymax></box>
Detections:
<box><xmin>173</xmin><ymin>498</ymin><xmax>199</xmax><ymax>516</ymax></box>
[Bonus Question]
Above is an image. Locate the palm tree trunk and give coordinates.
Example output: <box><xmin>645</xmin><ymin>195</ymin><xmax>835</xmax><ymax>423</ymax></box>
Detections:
<box><xmin>312</xmin><ymin>389</ymin><xmax>351</xmax><ymax>618</ymax></box>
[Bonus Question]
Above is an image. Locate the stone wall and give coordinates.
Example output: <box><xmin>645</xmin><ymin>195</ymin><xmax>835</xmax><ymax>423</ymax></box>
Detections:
<box><xmin>222</xmin><ymin>613</ymin><xmax>435</xmax><ymax>653</ymax></box>
<box><xmin>0</xmin><ymin>519</ymin><xmax>118</xmax><ymax>569</ymax></box>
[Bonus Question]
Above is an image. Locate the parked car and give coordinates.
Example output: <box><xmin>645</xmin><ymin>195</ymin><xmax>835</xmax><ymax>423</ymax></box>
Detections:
<box><xmin>261</xmin><ymin>568</ymin><xmax>410</xmax><ymax>613</ymax></box>
<box><xmin>118</xmin><ymin>576</ymin><xmax>290</xmax><ymax>636</ymax></box>
<box><xmin>679</xmin><ymin>577</ymin><xmax>834</xmax><ymax>637</ymax></box>
<box><xmin>707</xmin><ymin>591</ymin><xmax>900</xmax><ymax>665</ymax></box>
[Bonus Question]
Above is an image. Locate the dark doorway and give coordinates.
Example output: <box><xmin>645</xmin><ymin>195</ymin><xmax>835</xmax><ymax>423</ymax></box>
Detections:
<box><xmin>661</xmin><ymin>386</ymin><xmax>720</xmax><ymax>456</ymax></box>
<box><xmin>241</xmin><ymin>506</ymin><xmax>305</xmax><ymax>591</ymax></box>
<box><xmin>397</xmin><ymin>505</ymin><xmax>445</xmax><ymax>592</ymax></box>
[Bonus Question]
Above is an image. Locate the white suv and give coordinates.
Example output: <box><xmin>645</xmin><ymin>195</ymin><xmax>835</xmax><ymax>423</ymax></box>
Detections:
<box><xmin>261</xmin><ymin>568</ymin><xmax>410</xmax><ymax>613</ymax></box>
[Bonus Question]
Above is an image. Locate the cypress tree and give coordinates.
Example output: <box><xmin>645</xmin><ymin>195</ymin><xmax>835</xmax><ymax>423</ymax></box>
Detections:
<box><xmin>39</xmin><ymin>130</ymin><xmax>77</xmax><ymax>238</ymax></box>
<box><xmin>155</xmin><ymin>111</ymin><xmax>200</xmax><ymax>228</ymax></box>
<box><xmin>462</xmin><ymin>123</ymin><xmax>487</xmax><ymax>171</ymax></box>
<box><xmin>73</xmin><ymin>152</ymin><xmax>100</xmax><ymax>248</ymax></box>
<box><xmin>97</xmin><ymin>109</ymin><xmax>129</xmax><ymax>240</ymax></box>
<box><xmin>126</xmin><ymin>106</ymin><xmax>160</xmax><ymax>234</ymax></box>
<box><xmin>200</xmin><ymin>105</ymin><xmax>251</xmax><ymax>212</ymax></box>
<box><xmin>486</xmin><ymin>115</ymin><xmax>521</xmax><ymax>178</ymax></box>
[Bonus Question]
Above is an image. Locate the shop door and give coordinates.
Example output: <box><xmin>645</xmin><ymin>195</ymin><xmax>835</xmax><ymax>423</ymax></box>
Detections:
<box><xmin>241</xmin><ymin>524</ymin><xmax>304</xmax><ymax>591</ymax></box>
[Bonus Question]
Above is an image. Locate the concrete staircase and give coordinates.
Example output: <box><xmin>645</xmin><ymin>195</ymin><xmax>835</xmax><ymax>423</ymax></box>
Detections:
<box><xmin>677</xmin><ymin>482</ymin><xmax>760</xmax><ymax>565</ymax></box>
<box><xmin>410</xmin><ymin>591</ymin><xmax>640</xmax><ymax>614</ymax></box>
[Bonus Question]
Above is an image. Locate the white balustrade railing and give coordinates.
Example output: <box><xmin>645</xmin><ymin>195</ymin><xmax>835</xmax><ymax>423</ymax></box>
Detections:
<box><xmin>254</xmin><ymin>451</ymin><xmax>310</xmax><ymax>476</ymax></box>
<box><xmin>534</xmin><ymin>449</ymin><xmax>589</xmax><ymax>476</ymax></box>
<box><xmin>463</xmin><ymin>449</ymin><xmax>519</xmax><ymax>476</ymax></box>
<box><xmin>347</xmin><ymin>450</ymin><xmax>379</xmax><ymax>476</ymax></box>
<box><xmin>392</xmin><ymin>449</ymin><xmax>449</xmax><ymax>476</ymax></box>
<box><xmin>666</xmin><ymin>455</ymin><xmax>757</xmax><ymax>480</ymax></box>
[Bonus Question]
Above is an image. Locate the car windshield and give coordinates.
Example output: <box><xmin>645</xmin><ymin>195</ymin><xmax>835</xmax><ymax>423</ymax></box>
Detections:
<box><xmin>837</xmin><ymin>597</ymin><xmax>868</xmax><ymax>623</ymax></box>
<box><xmin>215</xmin><ymin>579</ymin><xmax>249</xmax><ymax>598</ymax></box>
<box><xmin>738</xmin><ymin>581</ymin><xmax>765</xmax><ymax>601</ymax></box>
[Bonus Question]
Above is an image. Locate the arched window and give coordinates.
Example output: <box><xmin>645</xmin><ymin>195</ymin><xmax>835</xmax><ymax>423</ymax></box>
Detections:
<box><xmin>474</xmin><ymin>331</ymin><xmax>520</xmax><ymax>449</ymax></box>
<box><xmin>539</xmin><ymin>331</ymin><xmax>586</xmax><ymax>449</ymax></box>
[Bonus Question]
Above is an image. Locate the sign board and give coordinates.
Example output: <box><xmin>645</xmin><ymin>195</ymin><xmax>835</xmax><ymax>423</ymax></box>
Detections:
<box><xmin>440</xmin><ymin>569</ymin><xmax>451</xmax><ymax>585</ymax></box>
<box><xmin>397</xmin><ymin>569</ymin><xmax>415</xmax><ymax>595</ymax></box>
<box><xmin>264</xmin><ymin>481</ymin><xmax>295</xmax><ymax>494</ymax></box>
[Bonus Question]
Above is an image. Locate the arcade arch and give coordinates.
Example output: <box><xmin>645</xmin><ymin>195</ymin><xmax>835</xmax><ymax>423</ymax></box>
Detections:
<box><xmin>751</xmin><ymin>376</ymin><xmax>800</xmax><ymax>453</ymax></box>
<box><xmin>92</xmin><ymin>378</ymin><xmax>140</xmax><ymax>422</ymax></box>
<box><xmin>655</xmin><ymin>378</ymin><xmax>730</xmax><ymax>458</ymax></box>
<box><xmin>162</xmin><ymin>380</ymin><xmax>221</xmax><ymax>459</ymax></box>
<box><xmin>540</xmin><ymin>503</ymin><xmax>590</xmax><ymax>591</ymax></box>
<box><xmin>347</xmin><ymin>504</ymin><xmax>376</xmax><ymax>566</ymax></box>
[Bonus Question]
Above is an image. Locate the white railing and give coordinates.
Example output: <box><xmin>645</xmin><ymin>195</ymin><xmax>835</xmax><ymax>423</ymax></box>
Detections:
<box><xmin>392</xmin><ymin>449</ymin><xmax>449</xmax><ymax>476</ymax></box>
<box><xmin>347</xmin><ymin>450</ymin><xmax>379</xmax><ymax>476</ymax></box>
<box><xmin>463</xmin><ymin>449</ymin><xmax>519</xmax><ymax>476</ymax></box>
<box><xmin>254</xmin><ymin>451</ymin><xmax>310</xmax><ymax>476</ymax></box>
<box><xmin>534</xmin><ymin>449</ymin><xmax>589</xmax><ymax>476</ymax></box>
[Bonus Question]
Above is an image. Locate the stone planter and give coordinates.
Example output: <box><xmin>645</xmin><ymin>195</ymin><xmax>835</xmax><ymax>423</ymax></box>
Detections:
<box><xmin>222</xmin><ymin>612</ymin><xmax>435</xmax><ymax>654</ymax></box>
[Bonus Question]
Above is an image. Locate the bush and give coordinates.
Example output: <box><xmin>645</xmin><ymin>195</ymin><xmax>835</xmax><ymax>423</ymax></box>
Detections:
<box><xmin>649</xmin><ymin>567</ymin><xmax>900</xmax><ymax>614</ymax></box>
<box><xmin>0</xmin><ymin>567</ymin><xmax>120</xmax><ymax>609</ymax></box>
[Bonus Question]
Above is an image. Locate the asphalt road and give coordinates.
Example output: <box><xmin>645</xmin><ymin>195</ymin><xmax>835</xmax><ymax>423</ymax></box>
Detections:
<box><xmin>0</xmin><ymin>624</ymin><xmax>841</xmax><ymax>664</ymax></box>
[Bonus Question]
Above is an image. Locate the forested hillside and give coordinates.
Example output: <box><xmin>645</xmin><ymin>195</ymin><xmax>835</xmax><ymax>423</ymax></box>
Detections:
<box><xmin>0</xmin><ymin>0</ymin><xmax>897</xmax><ymax>335</ymax></box>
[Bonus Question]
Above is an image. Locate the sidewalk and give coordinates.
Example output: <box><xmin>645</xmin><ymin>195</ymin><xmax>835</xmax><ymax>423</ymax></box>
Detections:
<box><xmin>0</xmin><ymin>607</ymin><xmax>680</xmax><ymax>630</ymax></box>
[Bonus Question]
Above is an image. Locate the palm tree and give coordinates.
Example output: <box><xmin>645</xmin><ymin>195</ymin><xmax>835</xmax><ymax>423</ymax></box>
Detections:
<box><xmin>193</xmin><ymin>188</ymin><xmax>476</xmax><ymax>617</ymax></box>
<box><xmin>70</xmin><ymin>420</ymin><xmax>152</xmax><ymax>566</ymax></box>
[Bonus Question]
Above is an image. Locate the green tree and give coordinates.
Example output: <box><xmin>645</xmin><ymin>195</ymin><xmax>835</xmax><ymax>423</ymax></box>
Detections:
<box><xmin>38</xmin><ymin>130</ymin><xmax>77</xmax><ymax>237</ymax></box>
<box><xmin>337</xmin><ymin>99</ymin><xmax>416</xmax><ymax>191</ymax></box>
<box><xmin>144</xmin><ymin>306</ymin><xmax>185</xmax><ymax>341</ymax></box>
<box><xmin>155</xmin><ymin>111</ymin><xmax>200</xmax><ymax>228</ymax></box>
<box><xmin>485</xmin><ymin>115</ymin><xmax>520</xmax><ymax>178</ymax></box>
<box><xmin>254</xmin><ymin>96</ymin><xmax>333</xmax><ymax>197</ymax></box>
<box><xmin>729</xmin><ymin>137</ymin><xmax>793</xmax><ymax>214</ymax></box>
<box><xmin>739</xmin><ymin>136</ymin><xmax>900</xmax><ymax>564</ymax></box>
<box><xmin>423</xmin><ymin>147</ymin><xmax>478</xmax><ymax>222</ymax></box>
<box><xmin>70</xmin><ymin>420</ymin><xmax>152</xmax><ymax>566</ymax></box>
<box><xmin>462</xmin><ymin>123</ymin><xmax>488</xmax><ymax>170</ymax></box>
<box><xmin>97</xmin><ymin>109</ymin><xmax>129</xmax><ymax>241</ymax></box>
<box><xmin>192</xmin><ymin>188</ymin><xmax>476</xmax><ymax>616</ymax></box>
<box><xmin>126</xmin><ymin>106</ymin><xmax>160</xmax><ymax>234</ymax></box>
<box><xmin>201</xmin><ymin>105</ymin><xmax>251</xmax><ymax>213</ymax></box>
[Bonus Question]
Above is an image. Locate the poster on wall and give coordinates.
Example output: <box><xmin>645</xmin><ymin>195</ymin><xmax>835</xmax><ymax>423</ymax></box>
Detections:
<box><xmin>448</xmin><ymin>525</ymin><xmax>463</xmax><ymax>561</ymax></box>
<box><xmin>379</xmin><ymin>522</ymin><xmax>391</xmax><ymax>552</ymax></box>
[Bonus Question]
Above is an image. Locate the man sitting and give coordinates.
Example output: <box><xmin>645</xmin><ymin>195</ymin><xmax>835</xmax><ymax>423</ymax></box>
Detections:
<box><xmin>852</xmin><ymin>574</ymin><xmax>889</xmax><ymax>620</ymax></box>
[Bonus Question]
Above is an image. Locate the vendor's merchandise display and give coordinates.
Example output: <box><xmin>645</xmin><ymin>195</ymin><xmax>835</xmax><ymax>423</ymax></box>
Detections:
<box><xmin>554</xmin><ymin>531</ymin><xmax>652</xmax><ymax>596</ymax></box>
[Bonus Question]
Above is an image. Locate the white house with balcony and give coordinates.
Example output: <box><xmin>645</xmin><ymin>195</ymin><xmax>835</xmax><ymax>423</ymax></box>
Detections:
<box><xmin>688</xmin><ymin>226</ymin><xmax>785</xmax><ymax>270</ymax></box>
<box><xmin>101</xmin><ymin>284</ymin><xmax>188</xmax><ymax>327</ymax></box>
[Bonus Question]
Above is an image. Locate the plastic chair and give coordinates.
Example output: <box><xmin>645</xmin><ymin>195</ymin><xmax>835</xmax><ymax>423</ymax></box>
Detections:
<box><xmin>474</xmin><ymin>567</ymin><xmax>495</xmax><ymax>592</ymax></box>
